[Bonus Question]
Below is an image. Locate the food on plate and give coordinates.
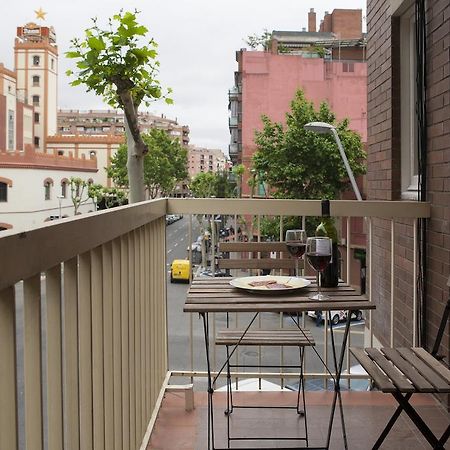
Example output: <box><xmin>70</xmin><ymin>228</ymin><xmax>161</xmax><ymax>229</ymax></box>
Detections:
<box><xmin>248</xmin><ymin>279</ymin><xmax>278</xmax><ymax>287</ymax></box>
<box><xmin>247</xmin><ymin>279</ymin><xmax>292</xmax><ymax>289</ymax></box>
<box><xmin>266</xmin><ymin>283</ymin><xmax>292</xmax><ymax>289</ymax></box>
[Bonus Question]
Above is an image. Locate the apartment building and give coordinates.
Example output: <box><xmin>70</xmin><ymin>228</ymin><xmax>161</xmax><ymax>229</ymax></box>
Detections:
<box><xmin>229</xmin><ymin>8</ymin><xmax>367</xmax><ymax>197</ymax></box>
<box><xmin>57</xmin><ymin>109</ymin><xmax>190</xmax><ymax>147</ymax></box>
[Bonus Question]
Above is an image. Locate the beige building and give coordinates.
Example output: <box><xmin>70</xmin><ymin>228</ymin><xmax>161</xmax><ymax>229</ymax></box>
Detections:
<box><xmin>187</xmin><ymin>145</ymin><xmax>227</xmax><ymax>178</ymax></box>
<box><xmin>57</xmin><ymin>109</ymin><xmax>190</xmax><ymax>147</ymax></box>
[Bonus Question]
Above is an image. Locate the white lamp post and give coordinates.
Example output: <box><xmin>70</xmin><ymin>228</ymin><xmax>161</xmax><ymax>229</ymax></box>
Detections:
<box><xmin>57</xmin><ymin>194</ymin><xmax>64</xmax><ymax>219</ymax></box>
<box><xmin>304</xmin><ymin>122</ymin><xmax>362</xmax><ymax>201</ymax></box>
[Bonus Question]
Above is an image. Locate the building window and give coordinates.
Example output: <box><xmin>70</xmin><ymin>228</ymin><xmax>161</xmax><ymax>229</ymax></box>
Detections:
<box><xmin>61</xmin><ymin>181</ymin><xmax>67</xmax><ymax>198</ymax></box>
<box><xmin>0</xmin><ymin>182</ymin><xmax>7</xmax><ymax>202</ymax></box>
<box><xmin>34</xmin><ymin>112</ymin><xmax>40</xmax><ymax>123</ymax></box>
<box><xmin>32</xmin><ymin>75</ymin><xmax>40</xmax><ymax>86</ymax></box>
<box><xmin>51</xmin><ymin>58</ymin><xmax>55</xmax><ymax>70</ymax></box>
<box><xmin>8</xmin><ymin>110</ymin><xmax>14</xmax><ymax>150</ymax></box>
<box><xmin>89</xmin><ymin>150</ymin><xmax>97</xmax><ymax>157</ymax></box>
<box><xmin>32</xmin><ymin>95</ymin><xmax>40</xmax><ymax>107</ymax></box>
<box><xmin>57</xmin><ymin>150</ymin><xmax>64</xmax><ymax>156</ymax></box>
<box><xmin>33</xmin><ymin>55</ymin><xmax>40</xmax><ymax>66</ymax></box>
<box><xmin>44</xmin><ymin>181</ymin><xmax>51</xmax><ymax>200</ymax></box>
<box><xmin>34</xmin><ymin>136</ymin><xmax>40</xmax><ymax>148</ymax></box>
<box><xmin>399</xmin><ymin>3</ymin><xmax>418</xmax><ymax>199</ymax></box>
<box><xmin>342</xmin><ymin>62</ymin><xmax>354</xmax><ymax>73</ymax></box>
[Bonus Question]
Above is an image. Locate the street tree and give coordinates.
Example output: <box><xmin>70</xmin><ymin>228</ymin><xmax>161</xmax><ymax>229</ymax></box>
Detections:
<box><xmin>252</xmin><ymin>89</ymin><xmax>366</xmax><ymax>200</ymax></box>
<box><xmin>70</xmin><ymin>177</ymin><xmax>99</xmax><ymax>215</ymax></box>
<box><xmin>252</xmin><ymin>89</ymin><xmax>366</xmax><ymax>237</ymax></box>
<box><xmin>107</xmin><ymin>129</ymin><xmax>188</xmax><ymax>198</ymax></box>
<box><xmin>66</xmin><ymin>10</ymin><xmax>173</xmax><ymax>203</ymax></box>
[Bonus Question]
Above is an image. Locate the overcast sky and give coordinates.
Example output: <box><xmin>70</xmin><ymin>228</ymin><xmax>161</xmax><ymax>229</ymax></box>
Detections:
<box><xmin>2</xmin><ymin>0</ymin><xmax>365</xmax><ymax>153</ymax></box>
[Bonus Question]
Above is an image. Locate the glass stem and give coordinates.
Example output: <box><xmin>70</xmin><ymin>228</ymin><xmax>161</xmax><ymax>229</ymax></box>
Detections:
<box><xmin>295</xmin><ymin>258</ymin><xmax>299</xmax><ymax>277</ymax></box>
<box><xmin>318</xmin><ymin>271</ymin><xmax>322</xmax><ymax>298</ymax></box>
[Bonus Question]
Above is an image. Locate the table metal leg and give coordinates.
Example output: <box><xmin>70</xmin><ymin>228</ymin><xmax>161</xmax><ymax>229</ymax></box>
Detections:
<box><xmin>325</xmin><ymin>310</ymin><xmax>353</xmax><ymax>450</ymax></box>
<box><xmin>201</xmin><ymin>312</ymin><xmax>215</xmax><ymax>449</ymax></box>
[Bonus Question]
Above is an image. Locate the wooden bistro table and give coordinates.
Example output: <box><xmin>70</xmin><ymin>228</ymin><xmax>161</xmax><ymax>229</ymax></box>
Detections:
<box><xmin>184</xmin><ymin>276</ymin><xmax>375</xmax><ymax>450</ymax></box>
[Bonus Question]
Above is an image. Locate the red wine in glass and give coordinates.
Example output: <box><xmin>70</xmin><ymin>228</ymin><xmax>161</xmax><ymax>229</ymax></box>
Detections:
<box><xmin>285</xmin><ymin>230</ymin><xmax>307</xmax><ymax>277</ymax></box>
<box><xmin>306</xmin><ymin>237</ymin><xmax>332</xmax><ymax>300</ymax></box>
<box><xmin>306</xmin><ymin>252</ymin><xmax>332</xmax><ymax>272</ymax></box>
<box><xmin>286</xmin><ymin>242</ymin><xmax>306</xmax><ymax>258</ymax></box>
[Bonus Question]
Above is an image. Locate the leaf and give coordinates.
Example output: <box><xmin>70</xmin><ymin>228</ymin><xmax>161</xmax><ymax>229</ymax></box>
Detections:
<box><xmin>165</xmin><ymin>97</ymin><xmax>174</xmax><ymax>105</ymax></box>
<box><xmin>66</xmin><ymin>51</ymin><xmax>81</xmax><ymax>59</ymax></box>
<box><xmin>87</xmin><ymin>37</ymin><xmax>105</xmax><ymax>51</ymax></box>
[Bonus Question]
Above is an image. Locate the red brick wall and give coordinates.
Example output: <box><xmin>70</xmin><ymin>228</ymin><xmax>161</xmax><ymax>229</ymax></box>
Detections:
<box><xmin>331</xmin><ymin>9</ymin><xmax>362</xmax><ymax>39</ymax></box>
<box><xmin>367</xmin><ymin>0</ymin><xmax>449</xmax><ymax>359</ymax></box>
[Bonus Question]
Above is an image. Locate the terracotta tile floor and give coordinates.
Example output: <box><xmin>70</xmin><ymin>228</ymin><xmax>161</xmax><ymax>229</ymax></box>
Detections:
<box><xmin>148</xmin><ymin>390</ymin><xmax>449</xmax><ymax>449</ymax></box>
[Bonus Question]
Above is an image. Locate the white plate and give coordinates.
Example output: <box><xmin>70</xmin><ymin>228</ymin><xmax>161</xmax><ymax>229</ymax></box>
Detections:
<box><xmin>229</xmin><ymin>275</ymin><xmax>311</xmax><ymax>293</ymax></box>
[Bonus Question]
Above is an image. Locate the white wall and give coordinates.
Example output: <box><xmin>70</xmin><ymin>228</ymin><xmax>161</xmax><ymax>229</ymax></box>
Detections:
<box><xmin>0</xmin><ymin>167</ymin><xmax>97</xmax><ymax>231</ymax></box>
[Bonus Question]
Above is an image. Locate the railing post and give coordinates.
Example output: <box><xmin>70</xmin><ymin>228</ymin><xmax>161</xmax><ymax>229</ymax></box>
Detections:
<box><xmin>23</xmin><ymin>275</ymin><xmax>44</xmax><ymax>450</ymax></box>
<box><xmin>0</xmin><ymin>287</ymin><xmax>18</xmax><ymax>450</ymax></box>
<box><xmin>45</xmin><ymin>265</ymin><xmax>64</xmax><ymax>450</ymax></box>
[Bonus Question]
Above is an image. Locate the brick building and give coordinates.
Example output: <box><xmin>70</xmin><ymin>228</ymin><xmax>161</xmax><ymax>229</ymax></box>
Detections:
<box><xmin>366</xmin><ymin>0</ymin><xmax>449</xmax><ymax>363</ymax></box>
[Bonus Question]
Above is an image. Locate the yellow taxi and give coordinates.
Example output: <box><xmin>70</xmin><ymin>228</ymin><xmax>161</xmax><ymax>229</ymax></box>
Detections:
<box><xmin>170</xmin><ymin>259</ymin><xmax>191</xmax><ymax>283</ymax></box>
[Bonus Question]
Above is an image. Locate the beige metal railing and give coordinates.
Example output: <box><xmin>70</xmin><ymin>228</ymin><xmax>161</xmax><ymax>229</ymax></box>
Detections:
<box><xmin>0</xmin><ymin>197</ymin><xmax>431</xmax><ymax>450</ymax></box>
<box><xmin>0</xmin><ymin>199</ymin><xmax>167</xmax><ymax>450</ymax></box>
<box><xmin>166</xmin><ymin>198</ymin><xmax>431</xmax><ymax>385</ymax></box>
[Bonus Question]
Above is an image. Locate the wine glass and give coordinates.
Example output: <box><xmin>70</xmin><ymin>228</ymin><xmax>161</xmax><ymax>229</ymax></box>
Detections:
<box><xmin>306</xmin><ymin>237</ymin><xmax>332</xmax><ymax>300</ymax></box>
<box><xmin>285</xmin><ymin>229</ymin><xmax>307</xmax><ymax>278</ymax></box>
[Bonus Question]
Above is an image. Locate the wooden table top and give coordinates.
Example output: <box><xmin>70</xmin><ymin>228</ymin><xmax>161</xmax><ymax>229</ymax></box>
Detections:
<box><xmin>184</xmin><ymin>277</ymin><xmax>375</xmax><ymax>314</ymax></box>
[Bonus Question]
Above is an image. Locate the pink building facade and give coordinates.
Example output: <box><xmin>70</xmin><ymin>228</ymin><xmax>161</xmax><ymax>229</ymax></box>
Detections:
<box><xmin>229</xmin><ymin>45</ymin><xmax>367</xmax><ymax>195</ymax></box>
<box><xmin>230</xmin><ymin>51</ymin><xmax>367</xmax><ymax>196</ymax></box>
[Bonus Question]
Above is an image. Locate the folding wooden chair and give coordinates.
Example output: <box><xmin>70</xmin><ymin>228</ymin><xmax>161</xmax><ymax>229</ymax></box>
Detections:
<box><xmin>215</xmin><ymin>241</ymin><xmax>314</xmax><ymax>446</ymax></box>
<box><xmin>350</xmin><ymin>277</ymin><xmax>450</xmax><ymax>449</ymax></box>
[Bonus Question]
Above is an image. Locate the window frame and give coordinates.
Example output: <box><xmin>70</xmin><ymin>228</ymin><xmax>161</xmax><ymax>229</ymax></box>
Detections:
<box><xmin>33</xmin><ymin>55</ymin><xmax>40</xmax><ymax>66</ymax></box>
<box><xmin>399</xmin><ymin>3</ymin><xmax>419</xmax><ymax>200</ymax></box>
<box><xmin>0</xmin><ymin>182</ymin><xmax>8</xmax><ymax>202</ymax></box>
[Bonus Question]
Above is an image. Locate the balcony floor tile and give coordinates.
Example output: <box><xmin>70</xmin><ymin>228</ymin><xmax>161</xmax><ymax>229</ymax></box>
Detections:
<box><xmin>148</xmin><ymin>391</ymin><xmax>449</xmax><ymax>449</ymax></box>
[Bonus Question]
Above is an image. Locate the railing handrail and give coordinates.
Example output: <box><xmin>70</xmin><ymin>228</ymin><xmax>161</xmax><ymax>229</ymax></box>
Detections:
<box><xmin>0</xmin><ymin>198</ymin><xmax>166</xmax><ymax>291</ymax></box>
<box><xmin>167</xmin><ymin>198</ymin><xmax>431</xmax><ymax>219</ymax></box>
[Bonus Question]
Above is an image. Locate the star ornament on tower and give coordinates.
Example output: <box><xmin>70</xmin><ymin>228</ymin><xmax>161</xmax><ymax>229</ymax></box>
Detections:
<box><xmin>34</xmin><ymin>7</ymin><xmax>47</xmax><ymax>21</ymax></box>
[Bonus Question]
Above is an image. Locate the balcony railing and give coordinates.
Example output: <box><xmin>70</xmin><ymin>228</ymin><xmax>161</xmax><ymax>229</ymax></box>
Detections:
<box><xmin>0</xmin><ymin>198</ymin><xmax>431</xmax><ymax>449</ymax></box>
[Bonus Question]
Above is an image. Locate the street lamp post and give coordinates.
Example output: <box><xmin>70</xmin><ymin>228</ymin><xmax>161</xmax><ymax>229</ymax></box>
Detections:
<box><xmin>304</xmin><ymin>122</ymin><xmax>362</xmax><ymax>201</ymax></box>
<box><xmin>57</xmin><ymin>194</ymin><xmax>64</xmax><ymax>219</ymax></box>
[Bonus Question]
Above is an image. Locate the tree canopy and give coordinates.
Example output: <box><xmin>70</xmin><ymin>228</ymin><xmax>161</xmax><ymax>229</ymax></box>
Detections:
<box><xmin>66</xmin><ymin>10</ymin><xmax>173</xmax><ymax>203</ymax></box>
<box><xmin>107</xmin><ymin>129</ymin><xmax>188</xmax><ymax>198</ymax></box>
<box><xmin>252</xmin><ymin>89</ymin><xmax>366</xmax><ymax>200</ymax></box>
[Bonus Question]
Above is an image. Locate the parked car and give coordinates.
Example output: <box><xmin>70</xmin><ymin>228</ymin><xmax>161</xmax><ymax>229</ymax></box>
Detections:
<box><xmin>307</xmin><ymin>309</ymin><xmax>363</xmax><ymax>326</ymax></box>
<box><xmin>170</xmin><ymin>259</ymin><xmax>191</xmax><ymax>283</ymax></box>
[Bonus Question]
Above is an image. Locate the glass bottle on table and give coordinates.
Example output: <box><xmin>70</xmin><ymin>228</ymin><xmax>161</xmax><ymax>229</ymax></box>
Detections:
<box><xmin>316</xmin><ymin>200</ymin><xmax>340</xmax><ymax>287</ymax></box>
<box><xmin>306</xmin><ymin>236</ymin><xmax>332</xmax><ymax>300</ymax></box>
<box><xmin>285</xmin><ymin>229</ymin><xmax>307</xmax><ymax>277</ymax></box>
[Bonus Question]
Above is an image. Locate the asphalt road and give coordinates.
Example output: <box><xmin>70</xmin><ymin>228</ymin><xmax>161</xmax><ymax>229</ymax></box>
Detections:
<box><xmin>166</xmin><ymin>217</ymin><xmax>366</xmax><ymax>391</ymax></box>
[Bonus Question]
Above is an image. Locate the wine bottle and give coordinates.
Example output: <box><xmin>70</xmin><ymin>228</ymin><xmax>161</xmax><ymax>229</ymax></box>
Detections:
<box><xmin>315</xmin><ymin>200</ymin><xmax>340</xmax><ymax>287</ymax></box>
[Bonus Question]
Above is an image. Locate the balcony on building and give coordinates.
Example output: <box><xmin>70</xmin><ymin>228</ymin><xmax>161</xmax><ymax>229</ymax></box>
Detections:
<box><xmin>0</xmin><ymin>197</ymin><xmax>447</xmax><ymax>450</ymax></box>
<box><xmin>228</xmin><ymin>115</ymin><xmax>239</xmax><ymax>127</ymax></box>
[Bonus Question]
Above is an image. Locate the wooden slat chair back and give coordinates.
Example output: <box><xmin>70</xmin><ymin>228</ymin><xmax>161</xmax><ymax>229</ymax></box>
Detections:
<box><xmin>350</xmin><ymin>277</ymin><xmax>450</xmax><ymax>449</ymax></box>
<box><xmin>218</xmin><ymin>241</ymin><xmax>302</xmax><ymax>271</ymax></box>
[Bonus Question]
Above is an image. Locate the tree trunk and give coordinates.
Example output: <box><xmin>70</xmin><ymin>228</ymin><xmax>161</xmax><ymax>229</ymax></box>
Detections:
<box><xmin>125</xmin><ymin>117</ymin><xmax>145</xmax><ymax>203</ymax></box>
<box><xmin>118</xmin><ymin>88</ymin><xmax>147</xmax><ymax>204</ymax></box>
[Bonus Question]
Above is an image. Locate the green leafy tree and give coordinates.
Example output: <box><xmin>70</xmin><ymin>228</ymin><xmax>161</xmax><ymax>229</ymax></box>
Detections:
<box><xmin>70</xmin><ymin>177</ymin><xmax>94</xmax><ymax>215</ymax></box>
<box><xmin>252</xmin><ymin>89</ymin><xmax>366</xmax><ymax>200</ymax></box>
<box><xmin>107</xmin><ymin>129</ymin><xmax>188</xmax><ymax>199</ymax></box>
<box><xmin>66</xmin><ymin>10</ymin><xmax>173</xmax><ymax>203</ymax></box>
<box><xmin>144</xmin><ymin>129</ymin><xmax>188</xmax><ymax>198</ymax></box>
<box><xmin>190</xmin><ymin>172</ymin><xmax>218</xmax><ymax>198</ymax></box>
<box><xmin>245</xmin><ymin>29</ymin><xmax>272</xmax><ymax>50</ymax></box>
<box><xmin>231</xmin><ymin>164</ymin><xmax>245</xmax><ymax>198</ymax></box>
